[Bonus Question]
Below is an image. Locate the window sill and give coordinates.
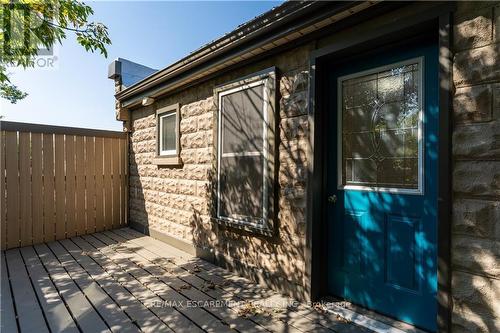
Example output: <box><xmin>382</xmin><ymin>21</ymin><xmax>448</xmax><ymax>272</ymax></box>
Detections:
<box><xmin>153</xmin><ymin>155</ymin><xmax>182</xmax><ymax>166</ymax></box>
<box><xmin>211</xmin><ymin>217</ymin><xmax>273</xmax><ymax>237</ymax></box>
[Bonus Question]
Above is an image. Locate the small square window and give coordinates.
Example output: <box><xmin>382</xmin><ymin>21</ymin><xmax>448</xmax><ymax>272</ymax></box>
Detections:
<box><xmin>154</xmin><ymin>103</ymin><xmax>181</xmax><ymax>166</ymax></box>
<box><xmin>159</xmin><ymin>112</ymin><xmax>176</xmax><ymax>155</ymax></box>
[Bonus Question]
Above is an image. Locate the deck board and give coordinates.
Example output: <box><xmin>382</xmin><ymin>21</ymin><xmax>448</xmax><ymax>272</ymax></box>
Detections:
<box><xmin>116</xmin><ymin>229</ymin><xmax>370</xmax><ymax>333</ymax></box>
<box><xmin>59</xmin><ymin>238</ymin><xmax>173</xmax><ymax>333</ymax></box>
<box><xmin>100</xmin><ymin>231</ymin><xmax>271</xmax><ymax>333</ymax></box>
<box><xmin>72</xmin><ymin>236</ymin><xmax>201</xmax><ymax>333</ymax></box>
<box><xmin>5</xmin><ymin>248</ymin><xmax>49</xmax><ymax>333</ymax></box>
<box><xmin>34</xmin><ymin>243</ymin><xmax>111</xmax><ymax>333</ymax></box>
<box><xmin>1</xmin><ymin>253</ymin><xmax>18</xmax><ymax>333</ymax></box>
<box><xmin>113</xmin><ymin>229</ymin><xmax>333</xmax><ymax>333</ymax></box>
<box><xmin>104</xmin><ymin>232</ymin><xmax>303</xmax><ymax>333</ymax></box>
<box><xmin>85</xmin><ymin>233</ymin><xmax>229</xmax><ymax>333</ymax></box>
<box><xmin>20</xmin><ymin>246</ymin><xmax>79</xmax><ymax>333</ymax></box>
<box><xmin>46</xmin><ymin>241</ymin><xmax>140</xmax><ymax>333</ymax></box>
<box><xmin>1</xmin><ymin>228</ymin><xmax>374</xmax><ymax>333</ymax></box>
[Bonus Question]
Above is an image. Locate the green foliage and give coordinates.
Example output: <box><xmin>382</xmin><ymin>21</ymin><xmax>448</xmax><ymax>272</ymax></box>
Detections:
<box><xmin>0</xmin><ymin>81</ymin><xmax>28</xmax><ymax>103</ymax></box>
<box><xmin>0</xmin><ymin>0</ymin><xmax>111</xmax><ymax>103</ymax></box>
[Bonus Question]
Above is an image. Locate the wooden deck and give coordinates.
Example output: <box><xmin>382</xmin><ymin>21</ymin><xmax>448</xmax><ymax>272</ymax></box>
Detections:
<box><xmin>1</xmin><ymin>228</ymin><xmax>372</xmax><ymax>333</ymax></box>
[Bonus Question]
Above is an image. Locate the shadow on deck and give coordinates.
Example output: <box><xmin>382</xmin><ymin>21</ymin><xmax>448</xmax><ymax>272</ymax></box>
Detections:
<box><xmin>1</xmin><ymin>228</ymin><xmax>371</xmax><ymax>333</ymax></box>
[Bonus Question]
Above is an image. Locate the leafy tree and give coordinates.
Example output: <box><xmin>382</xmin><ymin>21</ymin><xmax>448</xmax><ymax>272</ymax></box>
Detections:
<box><xmin>0</xmin><ymin>0</ymin><xmax>111</xmax><ymax>103</ymax></box>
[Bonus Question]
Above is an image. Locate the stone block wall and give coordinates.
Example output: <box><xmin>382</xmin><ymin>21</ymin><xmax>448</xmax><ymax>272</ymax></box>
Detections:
<box><xmin>451</xmin><ymin>2</ymin><xmax>500</xmax><ymax>332</ymax></box>
<box><xmin>128</xmin><ymin>44</ymin><xmax>314</xmax><ymax>300</ymax></box>
<box><xmin>129</xmin><ymin>98</ymin><xmax>214</xmax><ymax>241</ymax></box>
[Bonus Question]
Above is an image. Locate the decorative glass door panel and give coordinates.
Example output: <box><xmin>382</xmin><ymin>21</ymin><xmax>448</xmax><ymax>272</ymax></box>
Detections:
<box><xmin>338</xmin><ymin>58</ymin><xmax>423</xmax><ymax>193</ymax></box>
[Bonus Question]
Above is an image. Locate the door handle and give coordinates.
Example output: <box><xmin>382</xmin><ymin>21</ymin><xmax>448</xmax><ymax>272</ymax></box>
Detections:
<box><xmin>328</xmin><ymin>194</ymin><xmax>337</xmax><ymax>204</ymax></box>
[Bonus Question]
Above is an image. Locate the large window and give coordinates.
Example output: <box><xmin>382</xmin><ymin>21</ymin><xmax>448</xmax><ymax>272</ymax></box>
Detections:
<box><xmin>338</xmin><ymin>57</ymin><xmax>423</xmax><ymax>193</ymax></box>
<box><xmin>215</xmin><ymin>69</ymin><xmax>276</xmax><ymax>234</ymax></box>
<box><xmin>154</xmin><ymin>103</ymin><xmax>181</xmax><ymax>166</ymax></box>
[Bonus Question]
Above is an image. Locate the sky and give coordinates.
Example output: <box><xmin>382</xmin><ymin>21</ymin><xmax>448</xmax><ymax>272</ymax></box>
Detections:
<box><xmin>0</xmin><ymin>1</ymin><xmax>281</xmax><ymax>131</ymax></box>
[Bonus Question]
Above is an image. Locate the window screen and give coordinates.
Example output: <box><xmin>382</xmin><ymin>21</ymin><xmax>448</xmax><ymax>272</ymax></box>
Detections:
<box><xmin>222</xmin><ymin>85</ymin><xmax>264</xmax><ymax>154</ymax></box>
<box><xmin>219</xmin><ymin>155</ymin><xmax>264</xmax><ymax>220</ymax></box>
<box><xmin>339</xmin><ymin>60</ymin><xmax>422</xmax><ymax>191</ymax></box>
<box><xmin>218</xmin><ymin>82</ymin><xmax>268</xmax><ymax>225</ymax></box>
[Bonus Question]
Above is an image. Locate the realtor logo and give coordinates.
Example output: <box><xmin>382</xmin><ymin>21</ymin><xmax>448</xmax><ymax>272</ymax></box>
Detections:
<box><xmin>1</xmin><ymin>3</ymin><xmax>59</xmax><ymax>70</ymax></box>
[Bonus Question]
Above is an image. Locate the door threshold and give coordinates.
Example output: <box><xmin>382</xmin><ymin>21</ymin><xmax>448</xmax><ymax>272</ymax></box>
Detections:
<box><xmin>321</xmin><ymin>298</ymin><xmax>429</xmax><ymax>333</ymax></box>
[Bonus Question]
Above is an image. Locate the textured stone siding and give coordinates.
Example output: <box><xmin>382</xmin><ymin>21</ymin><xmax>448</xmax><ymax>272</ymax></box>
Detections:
<box><xmin>128</xmin><ymin>44</ymin><xmax>314</xmax><ymax>299</ymax></box>
<box><xmin>451</xmin><ymin>2</ymin><xmax>500</xmax><ymax>332</ymax></box>
<box><xmin>129</xmin><ymin>99</ymin><xmax>213</xmax><ymax>240</ymax></box>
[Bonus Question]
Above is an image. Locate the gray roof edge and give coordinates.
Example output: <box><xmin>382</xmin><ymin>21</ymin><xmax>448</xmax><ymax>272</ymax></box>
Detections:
<box><xmin>115</xmin><ymin>0</ymin><xmax>324</xmax><ymax>102</ymax></box>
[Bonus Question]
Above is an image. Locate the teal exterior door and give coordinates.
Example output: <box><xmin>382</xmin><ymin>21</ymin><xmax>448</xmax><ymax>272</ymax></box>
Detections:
<box><xmin>326</xmin><ymin>38</ymin><xmax>438</xmax><ymax>332</ymax></box>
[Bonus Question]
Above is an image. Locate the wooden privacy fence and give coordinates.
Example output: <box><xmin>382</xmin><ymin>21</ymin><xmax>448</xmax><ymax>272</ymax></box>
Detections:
<box><xmin>0</xmin><ymin>121</ymin><xmax>128</xmax><ymax>250</ymax></box>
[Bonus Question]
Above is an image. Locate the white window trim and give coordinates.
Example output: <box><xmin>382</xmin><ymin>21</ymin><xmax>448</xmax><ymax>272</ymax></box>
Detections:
<box><xmin>337</xmin><ymin>56</ymin><xmax>425</xmax><ymax>195</ymax></box>
<box><xmin>158</xmin><ymin>111</ymin><xmax>177</xmax><ymax>156</ymax></box>
<box><xmin>216</xmin><ymin>79</ymin><xmax>270</xmax><ymax>228</ymax></box>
